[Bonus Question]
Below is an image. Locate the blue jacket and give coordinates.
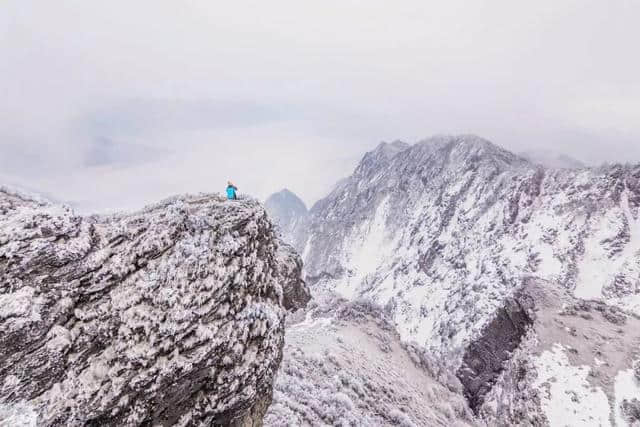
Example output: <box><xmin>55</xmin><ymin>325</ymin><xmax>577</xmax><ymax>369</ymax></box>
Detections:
<box><xmin>226</xmin><ymin>185</ymin><xmax>237</xmax><ymax>200</ymax></box>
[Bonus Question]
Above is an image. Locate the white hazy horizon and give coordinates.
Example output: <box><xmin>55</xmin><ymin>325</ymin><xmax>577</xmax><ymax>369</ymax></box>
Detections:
<box><xmin>2</xmin><ymin>1</ymin><xmax>640</xmax><ymax>212</ymax></box>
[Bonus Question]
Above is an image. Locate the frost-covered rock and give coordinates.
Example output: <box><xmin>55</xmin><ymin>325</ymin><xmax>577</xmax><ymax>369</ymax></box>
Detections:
<box><xmin>264</xmin><ymin>293</ymin><xmax>476</xmax><ymax>426</ymax></box>
<box><xmin>0</xmin><ymin>190</ymin><xmax>305</xmax><ymax>426</ymax></box>
<box><xmin>276</xmin><ymin>243</ymin><xmax>311</xmax><ymax>311</ymax></box>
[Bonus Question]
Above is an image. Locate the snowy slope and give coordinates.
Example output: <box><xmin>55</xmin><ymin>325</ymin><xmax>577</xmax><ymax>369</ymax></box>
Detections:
<box><xmin>295</xmin><ymin>135</ymin><xmax>640</xmax><ymax>425</ymax></box>
<box><xmin>265</xmin><ymin>293</ymin><xmax>476</xmax><ymax>426</ymax></box>
<box><xmin>476</xmin><ymin>279</ymin><xmax>640</xmax><ymax>426</ymax></box>
<box><xmin>300</xmin><ymin>135</ymin><xmax>640</xmax><ymax>357</ymax></box>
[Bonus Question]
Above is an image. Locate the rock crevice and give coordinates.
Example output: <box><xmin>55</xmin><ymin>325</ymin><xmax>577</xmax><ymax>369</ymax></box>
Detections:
<box><xmin>456</xmin><ymin>290</ymin><xmax>534</xmax><ymax>413</ymax></box>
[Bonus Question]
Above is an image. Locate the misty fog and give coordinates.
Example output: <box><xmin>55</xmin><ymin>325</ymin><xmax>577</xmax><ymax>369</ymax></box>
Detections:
<box><xmin>2</xmin><ymin>0</ymin><xmax>639</xmax><ymax>212</ymax></box>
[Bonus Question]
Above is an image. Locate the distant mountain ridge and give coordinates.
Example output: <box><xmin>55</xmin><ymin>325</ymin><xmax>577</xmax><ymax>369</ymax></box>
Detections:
<box><xmin>296</xmin><ymin>136</ymin><xmax>640</xmax><ymax>348</ymax></box>
<box><xmin>264</xmin><ymin>189</ymin><xmax>308</xmax><ymax>249</ymax></box>
<box><xmin>293</xmin><ymin>134</ymin><xmax>640</xmax><ymax>424</ymax></box>
<box><xmin>519</xmin><ymin>149</ymin><xmax>586</xmax><ymax>169</ymax></box>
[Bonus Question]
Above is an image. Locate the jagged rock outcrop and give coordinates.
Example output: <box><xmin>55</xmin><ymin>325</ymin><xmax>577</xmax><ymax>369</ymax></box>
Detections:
<box><xmin>622</xmin><ymin>399</ymin><xmax>640</xmax><ymax>424</ymax></box>
<box><xmin>0</xmin><ymin>189</ymin><xmax>306</xmax><ymax>426</ymax></box>
<box><xmin>276</xmin><ymin>243</ymin><xmax>311</xmax><ymax>311</ymax></box>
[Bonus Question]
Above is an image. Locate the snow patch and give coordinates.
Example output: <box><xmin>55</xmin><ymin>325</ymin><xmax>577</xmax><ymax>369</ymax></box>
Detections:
<box><xmin>338</xmin><ymin>196</ymin><xmax>395</xmax><ymax>299</ymax></box>
<box><xmin>0</xmin><ymin>287</ymin><xmax>42</xmax><ymax>327</ymax></box>
<box><xmin>0</xmin><ymin>401</ymin><xmax>38</xmax><ymax>427</ymax></box>
<box><xmin>614</xmin><ymin>368</ymin><xmax>640</xmax><ymax>427</ymax></box>
<box><xmin>533</xmin><ymin>344</ymin><xmax>610</xmax><ymax>426</ymax></box>
<box><xmin>575</xmin><ymin>191</ymin><xmax>640</xmax><ymax>304</ymax></box>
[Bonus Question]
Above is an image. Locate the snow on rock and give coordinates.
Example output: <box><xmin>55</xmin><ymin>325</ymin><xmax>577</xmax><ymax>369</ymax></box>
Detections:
<box><xmin>0</xmin><ymin>401</ymin><xmax>38</xmax><ymax>427</ymax></box>
<box><xmin>475</xmin><ymin>279</ymin><xmax>640</xmax><ymax>426</ymax></box>
<box><xmin>299</xmin><ymin>135</ymin><xmax>640</xmax><ymax>360</ymax></box>
<box><xmin>615</xmin><ymin>368</ymin><xmax>640</xmax><ymax>427</ymax></box>
<box><xmin>0</xmin><ymin>189</ymin><xmax>306</xmax><ymax>426</ymax></box>
<box><xmin>295</xmin><ymin>135</ymin><xmax>640</xmax><ymax>424</ymax></box>
<box><xmin>276</xmin><ymin>243</ymin><xmax>311</xmax><ymax>311</ymax></box>
<box><xmin>532</xmin><ymin>344</ymin><xmax>611</xmax><ymax>426</ymax></box>
<box><xmin>264</xmin><ymin>292</ymin><xmax>476</xmax><ymax>426</ymax></box>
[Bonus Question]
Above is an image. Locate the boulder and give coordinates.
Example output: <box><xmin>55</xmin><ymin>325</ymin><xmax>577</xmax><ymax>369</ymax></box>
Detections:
<box><xmin>0</xmin><ymin>189</ymin><xmax>305</xmax><ymax>426</ymax></box>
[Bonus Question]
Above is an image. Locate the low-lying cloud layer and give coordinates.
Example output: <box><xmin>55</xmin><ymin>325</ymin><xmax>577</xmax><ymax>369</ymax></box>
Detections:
<box><xmin>2</xmin><ymin>0</ymin><xmax>639</xmax><ymax>212</ymax></box>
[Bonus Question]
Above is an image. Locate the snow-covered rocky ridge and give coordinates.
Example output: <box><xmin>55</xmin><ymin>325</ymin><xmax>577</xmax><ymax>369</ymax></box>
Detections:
<box><xmin>466</xmin><ymin>278</ymin><xmax>640</xmax><ymax>425</ymax></box>
<box><xmin>295</xmin><ymin>135</ymin><xmax>640</xmax><ymax>425</ymax></box>
<box><xmin>265</xmin><ymin>293</ymin><xmax>476</xmax><ymax>426</ymax></box>
<box><xmin>519</xmin><ymin>149</ymin><xmax>586</xmax><ymax>169</ymax></box>
<box><xmin>0</xmin><ymin>189</ymin><xmax>308</xmax><ymax>426</ymax></box>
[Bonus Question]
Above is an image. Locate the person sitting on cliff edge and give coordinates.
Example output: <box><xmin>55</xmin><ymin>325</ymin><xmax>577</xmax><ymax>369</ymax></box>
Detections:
<box><xmin>226</xmin><ymin>181</ymin><xmax>238</xmax><ymax>200</ymax></box>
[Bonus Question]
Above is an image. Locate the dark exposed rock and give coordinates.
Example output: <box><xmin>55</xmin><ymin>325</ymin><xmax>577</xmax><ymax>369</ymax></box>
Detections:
<box><xmin>0</xmin><ymin>190</ymin><xmax>305</xmax><ymax>426</ymax></box>
<box><xmin>593</xmin><ymin>302</ymin><xmax>628</xmax><ymax>325</ymax></box>
<box><xmin>622</xmin><ymin>398</ymin><xmax>640</xmax><ymax>423</ymax></box>
<box><xmin>456</xmin><ymin>290</ymin><xmax>534</xmax><ymax>413</ymax></box>
<box><xmin>276</xmin><ymin>243</ymin><xmax>311</xmax><ymax>311</ymax></box>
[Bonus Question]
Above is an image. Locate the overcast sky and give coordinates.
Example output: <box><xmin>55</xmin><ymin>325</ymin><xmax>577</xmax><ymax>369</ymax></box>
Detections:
<box><xmin>2</xmin><ymin>1</ymin><xmax>640</xmax><ymax>212</ymax></box>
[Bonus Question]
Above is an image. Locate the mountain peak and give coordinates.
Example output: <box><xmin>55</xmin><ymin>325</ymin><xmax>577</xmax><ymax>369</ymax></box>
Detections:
<box><xmin>371</xmin><ymin>140</ymin><xmax>411</xmax><ymax>159</ymax></box>
<box><xmin>297</xmin><ymin>134</ymin><xmax>640</xmax><ymax>425</ymax></box>
<box><xmin>266</xmin><ymin>189</ymin><xmax>307</xmax><ymax>210</ymax></box>
<box><xmin>416</xmin><ymin>134</ymin><xmax>531</xmax><ymax>170</ymax></box>
<box><xmin>418</xmin><ymin>134</ymin><xmax>502</xmax><ymax>153</ymax></box>
<box><xmin>355</xmin><ymin>140</ymin><xmax>410</xmax><ymax>177</ymax></box>
<box><xmin>265</xmin><ymin>189</ymin><xmax>308</xmax><ymax>249</ymax></box>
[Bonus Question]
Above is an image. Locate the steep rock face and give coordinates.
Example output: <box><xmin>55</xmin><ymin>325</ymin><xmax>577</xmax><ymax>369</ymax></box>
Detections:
<box><xmin>264</xmin><ymin>189</ymin><xmax>308</xmax><ymax>250</ymax></box>
<box><xmin>296</xmin><ymin>135</ymin><xmax>640</xmax><ymax>424</ymax></box>
<box><xmin>0</xmin><ymin>189</ymin><xmax>306</xmax><ymax>426</ymax></box>
<box><xmin>275</xmin><ymin>243</ymin><xmax>311</xmax><ymax>311</ymax></box>
<box><xmin>300</xmin><ymin>135</ymin><xmax>640</xmax><ymax>359</ymax></box>
<box><xmin>456</xmin><ymin>292</ymin><xmax>534</xmax><ymax>413</ymax></box>
<box><xmin>477</xmin><ymin>279</ymin><xmax>640</xmax><ymax>426</ymax></box>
